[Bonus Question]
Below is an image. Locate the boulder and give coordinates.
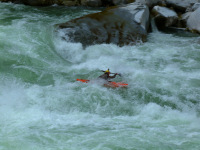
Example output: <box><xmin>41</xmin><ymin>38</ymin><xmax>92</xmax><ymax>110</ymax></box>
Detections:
<box><xmin>182</xmin><ymin>12</ymin><xmax>192</xmax><ymax>21</ymax></box>
<box><xmin>101</xmin><ymin>0</ymin><xmax>134</xmax><ymax>6</ymax></box>
<box><xmin>57</xmin><ymin>3</ymin><xmax>150</xmax><ymax>47</ymax></box>
<box><xmin>112</xmin><ymin>0</ymin><xmax>125</xmax><ymax>5</ymax></box>
<box><xmin>165</xmin><ymin>0</ymin><xmax>198</xmax><ymax>12</ymax></box>
<box><xmin>0</xmin><ymin>0</ymin><xmax>22</xmax><ymax>3</ymax></box>
<box><xmin>21</xmin><ymin>0</ymin><xmax>54</xmax><ymax>6</ymax></box>
<box><xmin>187</xmin><ymin>7</ymin><xmax>200</xmax><ymax>33</ymax></box>
<box><xmin>0</xmin><ymin>0</ymin><xmax>135</xmax><ymax>6</ymax></box>
<box><xmin>112</xmin><ymin>0</ymin><xmax>131</xmax><ymax>6</ymax></box>
<box><xmin>192</xmin><ymin>3</ymin><xmax>200</xmax><ymax>11</ymax></box>
<box><xmin>135</xmin><ymin>0</ymin><xmax>162</xmax><ymax>7</ymax></box>
<box><xmin>178</xmin><ymin>12</ymin><xmax>192</xmax><ymax>28</ymax></box>
<box><xmin>62</xmin><ymin>0</ymin><xmax>78</xmax><ymax>6</ymax></box>
<box><xmin>152</xmin><ymin>6</ymin><xmax>178</xmax><ymax>29</ymax></box>
<box><xmin>100</xmin><ymin>0</ymin><xmax>114</xmax><ymax>6</ymax></box>
<box><xmin>85</xmin><ymin>0</ymin><xmax>102</xmax><ymax>7</ymax></box>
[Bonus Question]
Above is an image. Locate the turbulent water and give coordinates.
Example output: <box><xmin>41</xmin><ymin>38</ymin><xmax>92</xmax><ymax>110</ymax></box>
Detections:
<box><xmin>0</xmin><ymin>2</ymin><xmax>200</xmax><ymax>150</ymax></box>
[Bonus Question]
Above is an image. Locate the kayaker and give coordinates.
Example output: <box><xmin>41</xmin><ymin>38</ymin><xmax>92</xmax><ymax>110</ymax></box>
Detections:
<box><xmin>98</xmin><ymin>69</ymin><xmax>118</xmax><ymax>80</ymax></box>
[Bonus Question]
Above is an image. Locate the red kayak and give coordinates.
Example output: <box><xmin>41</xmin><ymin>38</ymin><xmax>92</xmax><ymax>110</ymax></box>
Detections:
<box><xmin>76</xmin><ymin>79</ymin><xmax>128</xmax><ymax>88</ymax></box>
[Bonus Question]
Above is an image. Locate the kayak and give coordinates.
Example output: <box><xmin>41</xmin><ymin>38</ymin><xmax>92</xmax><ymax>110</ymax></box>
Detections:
<box><xmin>103</xmin><ymin>81</ymin><xmax>128</xmax><ymax>88</ymax></box>
<box><xmin>76</xmin><ymin>79</ymin><xmax>90</xmax><ymax>83</ymax></box>
<box><xmin>76</xmin><ymin>79</ymin><xmax>128</xmax><ymax>88</ymax></box>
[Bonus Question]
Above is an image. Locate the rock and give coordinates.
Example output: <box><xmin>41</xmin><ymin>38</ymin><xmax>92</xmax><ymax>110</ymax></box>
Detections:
<box><xmin>0</xmin><ymin>0</ymin><xmax>22</xmax><ymax>3</ymax></box>
<box><xmin>187</xmin><ymin>7</ymin><xmax>200</xmax><ymax>33</ymax></box>
<box><xmin>57</xmin><ymin>3</ymin><xmax>150</xmax><ymax>47</ymax></box>
<box><xmin>85</xmin><ymin>0</ymin><xmax>102</xmax><ymax>7</ymax></box>
<box><xmin>112</xmin><ymin>0</ymin><xmax>124</xmax><ymax>5</ymax></box>
<box><xmin>178</xmin><ymin>12</ymin><xmax>192</xmax><ymax>28</ymax></box>
<box><xmin>100</xmin><ymin>0</ymin><xmax>114</xmax><ymax>6</ymax></box>
<box><xmin>101</xmin><ymin>0</ymin><xmax>134</xmax><ymax>6</ymax></box>
<box><xmin>13</xmin><ymin>0</ymin><xmax>22</xmax><ymax>3</ymax></box>
<box><xmin>165</xmin><ymin>0</ymin><xmax>198</xmax><ymax>12</ymax></box>
<box><xmin>152</xmin><ymin>6</ymin><xmax>178</xmax><ymax>29</ymax></box>
<box><xmin>192</xmin><ymin>3</ymin><xmax>200</xmax><ymax>11</ymax></box>
<box><xmin>21</xmin><ymin>0</ymin><xmax>54</xmax><ymax>6</ymax></box>
<box><xmin>182</xmin><ymin>12</ymin><xmax>192</xmax><ymax>21</ymax></box>
<box><xmin>81</xmin><ymin>0</ymin><xmax>114</xmax><ymax>7</ymax></box>
<box><xmin>62</xmin><ymin>0</ymin><xmax>78</xmax><ymax>6</ymax></box>
<box><xmin>0</xmin><ymin>0</ymin><xmax>134</xmax><ymax>6</ymax></box>
<box><xmin>135</xmin><ymin>0</ymin><xmax>162</xmax><ymax>7</ymax></box>
<box><xmin>112</xmin><ymin>0</ymin><xmax>129</xmax><ymax>6</ymax></box>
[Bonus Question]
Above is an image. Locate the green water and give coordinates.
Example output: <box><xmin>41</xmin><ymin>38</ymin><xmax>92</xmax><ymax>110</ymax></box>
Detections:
<box><xmin>0</xmin><ymin>2</ymin><xmax>200</xmax><ymax>150</ymax></box>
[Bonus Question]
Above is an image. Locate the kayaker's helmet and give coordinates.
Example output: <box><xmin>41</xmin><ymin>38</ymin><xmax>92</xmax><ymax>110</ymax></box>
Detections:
<box><xmin>105</xmin><ymin>69</ymin><xmax>110</xmax><ymax>75</ymax></box>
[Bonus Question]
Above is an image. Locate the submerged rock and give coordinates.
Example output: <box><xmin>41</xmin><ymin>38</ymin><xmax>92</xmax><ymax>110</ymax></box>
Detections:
<box><xmin>187</xmin><ymin>7</ymin><xmax>200</xmax><ymax>33</ymax></box>
<box><xmin>57</xmin><ymin>3</ymin><xmax>149</xmax><ymax>47</ymax></box>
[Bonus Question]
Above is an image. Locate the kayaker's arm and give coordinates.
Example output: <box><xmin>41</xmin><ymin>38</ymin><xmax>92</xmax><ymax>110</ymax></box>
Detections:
<box><xmin>109</xmin><ymin>73</ymin><xmax>118</xmax><ymax>79</ymax></box>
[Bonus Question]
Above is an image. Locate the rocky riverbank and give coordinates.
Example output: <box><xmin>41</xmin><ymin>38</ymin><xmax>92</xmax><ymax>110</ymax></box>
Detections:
<box><xmin>56</xmin><ymin>0</ymin><xmax>200</xmax><ymax>47</ymax></box>
<box><xmin>0</xmin><ymin>0</ymin><xmax>134</xmax><ymax>7</ymax></box>
<box><xmin>1</xmin><ymin>0</ymin><xmax>199</xmax><ymax>47</ymax></box>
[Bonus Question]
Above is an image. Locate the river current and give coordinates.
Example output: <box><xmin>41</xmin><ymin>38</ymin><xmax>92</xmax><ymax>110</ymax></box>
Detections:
<box><xmin>0</xmin><ymin>2</ymin><xmax>200</xmax><ymax>150</ymax></box>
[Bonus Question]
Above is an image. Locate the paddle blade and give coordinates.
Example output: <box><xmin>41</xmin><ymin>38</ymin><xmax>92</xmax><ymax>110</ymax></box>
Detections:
<box><xmin>117</xmin><ymin>73</ymin><xmax>122</xmax><ymax>77</ymax></box>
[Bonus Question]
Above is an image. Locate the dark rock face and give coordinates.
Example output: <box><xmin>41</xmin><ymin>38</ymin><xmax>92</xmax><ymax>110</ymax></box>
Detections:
<box><xmin>0</xmin><ymin>0</ymin><xmax>22</xmax><ymax>3</ymax></box>
<box><xmin>152</xmin><ymin>6</ymin><xmax>178</xmax><ymax>29</ymax></box>
<box><xmin>135</xmin><ymin>0</ymin><xmax>163</xmax><ymax>7</ymax></box>
<box><xmin>178</xmin><ymin>12</ymin><xmax>192</xmax><ymax>28</ymax></box>
<box><xmin>0</xmin><ymin>0</ymin><xmax>56</xmax><ymax>6</ymax></box>
<box><xmin>86</xmin><ymin>0</ymin><xmax>102</xmax><ymax>7</ymax></box>
<box><xmin>57</xmin><ymin>3</ymin><xmax>149</xmax><ymax>47</ymax></box>
<box><xmin>21</xmin><ymin>0</ymin><xmax>54</xmax><ymax>6</ymax></box>
<box><xmin>165</xmin><ymin>0</ymin><xmax>198</xmax><ymax>12</ymax></box>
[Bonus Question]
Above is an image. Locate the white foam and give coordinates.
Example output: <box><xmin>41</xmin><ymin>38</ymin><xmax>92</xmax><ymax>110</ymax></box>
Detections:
<box><xmin>1</xmin><ymin>3</ymin><xmax>200</xmax><ymax>149</ymax></box>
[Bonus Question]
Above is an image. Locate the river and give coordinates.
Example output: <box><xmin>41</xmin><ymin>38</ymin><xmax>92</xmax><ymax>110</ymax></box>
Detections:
<box><xmin>0</xmin><ymin>2</ymin><xmax>200</xmax><ymax>150</ymax></box>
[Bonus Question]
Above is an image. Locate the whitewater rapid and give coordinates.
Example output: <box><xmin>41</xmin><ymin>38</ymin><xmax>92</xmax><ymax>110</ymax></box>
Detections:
<box><xmin>0</xmin><ymin>2</ymin><xmax>200</xmax><ymax>150</ymax></box>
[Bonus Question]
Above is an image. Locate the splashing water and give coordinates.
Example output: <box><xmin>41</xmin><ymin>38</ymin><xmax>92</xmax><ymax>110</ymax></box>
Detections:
<box><xmin>0</xmin><ymin>3</ymin><xmax>200</xmax><ymax>150</ymax></box>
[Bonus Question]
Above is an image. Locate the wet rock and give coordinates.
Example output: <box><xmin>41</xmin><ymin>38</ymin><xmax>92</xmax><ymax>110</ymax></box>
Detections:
<box><xmin>100</xmin><ymin>0</ymin><xmax>114</xmax><ymax>6</ymax></box>
<box><xmin>112</xmin><ymin>0</ymin><xmax>125</xmax><ymax>5</ymax></box>
<box><xmin>62</xmin><ymin>0</ymin><xmax>78</xmax><ymax>6</ymax></box>
<box><xmin>81</xmin><ymin>0</ymin><xmax>101</xmax><ymax>7</ymax></box>
<box><xmin>84</xmin><ymin>0</ymin><xmax>102</xmax><ymax>7</ymax></box>
<box><xmin>135</xmin><ymin>0</ymin><xmax>162</xmax><ymax>7</ymax></box>
<box><xmin>152</xmin><ymin>6</ymin><xmax>178</xmax><ymax>29</ymax></box>
<box><xmin>165</xmin><ymin>0</ymin><xmax>198</xmax><ymax>12</ymax></box>
<box><xmin>0</xmin><ymin>0</ymin><xmax>22</xmax><ymax>3</ymax></box>
<box><xmin>0</xmin><ymin>0</ymin><xmax>135</xmax><ymax>6</ymax></box>
<box><xmin>178</xmin><ymin>12</ymin><xmax>192</xmax><ymax>28</ymax></box>
<box><xmin>21</xmin><ymin>0</ymin><xmax>54</xmax><ymax>6</ymax></box>
<box><xmin>191</xmin><ymin>3</ymin><xmax>200</xmax><ymax>11</ymax></box>
<box><xmin>100</xmin><ymin>0</ymin><xmax>134</xmax><ymax>6</ymax></box>
<box><xmin>182</xmin><ymin>12</ymin><xmax>192</xmax><ymax>20</ymax></box>
<box><xmin>187</xmin><ymin>7</ymin><xmax>200</xmax><ymax>33</ymax></box>
<box><xmin>112</xmin><ymin>0</ymin><xmax>130</xmax><ymax>6</ymax></box>
<box><xmin>81</xmin><ymin>0</ymin><xmax>134</xmax><ymax>7</ymax></box>
<box><xmin>57</xmin><ymin>3</ymin><xmax>149</xmax><ymax>47</ymax></box>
